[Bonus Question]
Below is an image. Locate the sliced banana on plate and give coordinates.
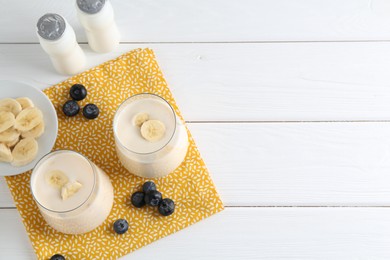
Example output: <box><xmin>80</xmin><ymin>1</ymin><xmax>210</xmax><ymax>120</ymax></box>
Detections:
<box><xmin>11</xmin><ymin>137</ymin><xmax>38</xmax><ymax>167</ymax></box>
<box><xmin>61</xmin><ymin>181</ymin><xmax>83</xmax><ymax>200</ymax></box>
<box><xmin>14</xmin><ymin>107</ymin><xmax>43</xmax><ymax>132</ymax></box>
<box><xmin>0</xmin><ymin>143</ymin><xmax>13</xmax><ymax>162</ymax></box>
<box><xmin>4</xmin><ymin>135</ymin><xmax>20</xmax><ymax>148</ymax></box>
<box><xmin>0</xmin><ymin>111</ymin><xmax>15</xmax><ymax>133</ymax></box>
<box><xmin>0</xmin><ymin>127</ymin><xmax>20</xmax><ymax>143</ymax></box>
<box><xmin>140</xmin><ymin>119</ymin><xmax>166</xmax><ymax>142</ymax></box>
<box><xmin>21</xmin><ymin>121</ymin><xmax>44</xmax><ymax>139</ymax></box>
<box><xmin>133</xmin><ymin>113</ymin><xmax>149</xmax><ymax>127</ymax></box>
<box><xmin>0</xmin><ymin>98</ymin><xmax>22</xmax><ymax>116</ymax></box>
<box><xmin>0</xmin><ymin>97</ymin><xmax>45</xmax><ymax>167</ymax></box>
<box><xmin>16</xmin><ymin>97</ymin><xmax>34</xmax><ymax>110</ymax></box>
<box><xmin>45</xmin><ymin>170</ymin><xmax>69</xmax><ymax>189</ymax></box>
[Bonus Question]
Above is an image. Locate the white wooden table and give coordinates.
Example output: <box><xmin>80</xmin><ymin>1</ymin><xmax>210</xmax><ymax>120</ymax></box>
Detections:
<box><xmin>2</xmin><ymin>0</ymin><xmax>390</xmax><ymax>259</ymax></box>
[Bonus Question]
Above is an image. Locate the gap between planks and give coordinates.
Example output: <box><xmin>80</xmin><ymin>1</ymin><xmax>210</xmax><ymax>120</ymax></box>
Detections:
<box><xmin>4</xmin><ymin>40</ymin><xmax>390</xmax><ymax>45</ymax></box>
<box><xmin>186</xmin><ymin>120</ymin><xmax>390</xmax><ymax>123</ymax></box>
<box><xmin>4</xmin><ymin>206</ymin><xmax>390</xmax><ymax>210</ymax></box>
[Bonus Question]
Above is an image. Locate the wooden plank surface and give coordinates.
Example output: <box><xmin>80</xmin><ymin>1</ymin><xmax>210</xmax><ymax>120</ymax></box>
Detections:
<box><xmin>0</xmin><ymin>179</ymin><xmax>13</xmax><ymax>207</ymax></box>
<box><xmin>3</xmin><ymin>122</ymin><xmax>390</xmax><ymax>207</ymax></box>
<box><xmin>3</xmin><ymin>0</ymin><xmax>390</xmax><ymax>258</ymax></box>
<box><xmin>2</xmin><ymin>207</ymin><xmax>390</xmax><ymax>259</ymax></box>
<box><xmin>3</xmin><ymin>43</ymin><xmax>390</xmax><ymax>121</ymax></box>
<box><xmin>2</xmin><ymin>0</ymin><xmax>390</xmax><ymax>43</ymax></box>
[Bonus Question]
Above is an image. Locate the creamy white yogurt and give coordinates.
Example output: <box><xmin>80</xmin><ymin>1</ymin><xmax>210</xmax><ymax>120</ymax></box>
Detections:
<box><xmin>114</xmin><ymin>94</ymin><xmax>189</xmax><ymax>178</ymax></box>
<box><xmin>31</xmin><ymin>150</ymin><xmax>114</xmax><ymax>235</ymax></box>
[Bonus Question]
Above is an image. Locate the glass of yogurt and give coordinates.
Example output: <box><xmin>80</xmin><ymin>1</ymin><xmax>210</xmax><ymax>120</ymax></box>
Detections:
<box><xmin>113</xmin><ymin>93</ymin><xmax>189</xmax><ymax>178</ymax></box>
<box><xmin>30</xmin><ymin>150</ymin><xmax>114</xmax><ymax>235</ymax></box>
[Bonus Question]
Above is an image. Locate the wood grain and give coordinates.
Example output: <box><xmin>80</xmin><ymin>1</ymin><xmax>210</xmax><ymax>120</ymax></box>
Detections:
<box><xmin>2</xmin><ymin>207</ymin><xmax>390</xmax><ymax>259</ymax></box>
<box><xmin>3</xmin><ymin>1</ymin><xmax>390</xmax><ymax>257</ymax></box>
<box><xmin>2</xmin><ymin>0</ymin><xmax>390</xmax><ymax>43</ymax></box>
<box><xmin>3</xmin><ymin>122</ymin><xmax>390</xmax><ymax>207</ymax></box>
<box><xmin>2</xmin><ymin>43</ymin><xmax>390</xmax><ymax>121</ymax></box>
<box><xmin>0</xmin><ymin>179</ymin><xmax>13</xmax><ymax>208</ymax></box>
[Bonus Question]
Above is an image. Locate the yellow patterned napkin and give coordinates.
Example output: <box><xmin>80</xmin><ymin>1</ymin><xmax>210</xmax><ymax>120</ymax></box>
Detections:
<box><xmin>5</xmin><ymin>48</ymin><xmax>224</xmax><ymax>259</ymax></box>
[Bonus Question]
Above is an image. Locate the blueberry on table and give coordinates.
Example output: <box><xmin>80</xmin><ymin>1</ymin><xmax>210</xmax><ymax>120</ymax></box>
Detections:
<box><xmin>82</xmin><ymin>104</ymin><xmax>99</xmax><ymax>119</ymax></box>
<box><xmin>142</xmin><ymin>181</ymin><xmax>157</xmax><ymax>194</ymax></box>
<box><xmin>62</xmin><ymin>100</ymin><xmax>80</xmax><ymax>117</ymax></box>
<box><xmin>50</xmin><ymin>254</ymin><xmax>65</xmax><ymax>260</ymax></box>
<box><xmin>113</xmin><ymin>219</ymin><xmax>129</xmax><ymax>234</ymax></box>
<box><xmin>158</xmin><ymin>198</ymin><xmax>175</xmax><ymax>216</ymax></box>
<box><xmin>144</xmin><ymin>190</ymin><xmax>162</xmax><ymax>206</ymax></box>
<box><xmin>131</xmin><ymin>191</ymin><xmax>146</xmax><ymax>208</ymax></box>
<box><xmin>70</xmin><ymin>84</ymin><xmax>87</xmax><ymax>101</ymax></box>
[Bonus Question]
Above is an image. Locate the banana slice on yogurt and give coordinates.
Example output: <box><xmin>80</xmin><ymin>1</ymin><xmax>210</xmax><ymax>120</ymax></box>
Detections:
<box><xmin>140</xmin><ymin>119</ymin><xmax>166</xmax><ymax>142</ymax></box>
<box><xmin>61</xmin><ymin>181</ymin><xmax>83</xmax><ymax>200</ymax></box>
<box><xmin>133</xmin><ymin>113</ymin><xmax>149</xmax><ymax>127</ymax></box>
<box><xmin>45</xmin><ymin>170</ymin><xmax>69</xmax><ymax>189</ymax></box>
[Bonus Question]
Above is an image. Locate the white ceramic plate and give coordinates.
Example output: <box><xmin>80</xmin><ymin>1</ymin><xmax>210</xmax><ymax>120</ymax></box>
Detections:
<box><xmin>0</xmin><ymin>80</ymin><xmax>58</xmax><ymax>176</ymax></box>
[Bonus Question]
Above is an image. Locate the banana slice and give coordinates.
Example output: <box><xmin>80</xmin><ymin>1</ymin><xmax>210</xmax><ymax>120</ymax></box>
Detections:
<box><xmin>0</xmin><ymin>111</ymin><xmax>15</xmax><ymax>133</ymax></box>
<box><xmin>0</xmin><ymin>127</ymin><xmax>20</xmax><ymax>143</ymax></box>
<box><xmin>4</xmin><ymin>135</ymin><xmax>20</xmax><ymax>148</ymax></box>
<box><xmin>133</xmin><ymin>113</ymin><xmax>149</xmax><ymax>127</ymax></box>
<box><xmin>21</xmin><ymin>121</ymin><xmax>44</xmax><ymax>139</ymax></box>
<box><xmin>16</xmin><ymin>97</ymin><xmax>34</xmax><ymax>110</ymax></box>
<box><xmin>0</xmin><ymin>143</ymin><xmax>13</xmax><ymax>163</ymax></box>
<box><xmin>0</xmin><ymin>98</ymin><xmax>22</xmax><ymax>116</ymax></box>
<box><xmin>45</xmin><ymin>170</ymin><xmax>69</xmax><ymax>189</ymax></box>
<box><xmin>14</xmin><ymin>107</ymin><xmax>43</xmax><ymax>132</ymax></box>
<box><xmin>11</xmin><ymin>137</ymin><xmax>38</xmax><ymax>167</ymax></box>
<box><xmin>140</xmin><ymin>119</ymin><xmax>166</xmax><ymax>142</ymax></box>
<box><xmin>61</xmin><ymin>181</ymin><xmax>83</xmax><ymax>200</ymax></box>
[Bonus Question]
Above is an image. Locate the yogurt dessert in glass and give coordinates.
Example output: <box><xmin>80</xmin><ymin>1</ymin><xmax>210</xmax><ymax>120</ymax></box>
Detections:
<box><xmin>113</xmin><ymin>93</ymin><xmax>189</xmax><ymax>178</ymax></box>
<box><xmin>31</xmin><ymin>150</ymin><xmax>114</xmax><ymax>235</ymax></box>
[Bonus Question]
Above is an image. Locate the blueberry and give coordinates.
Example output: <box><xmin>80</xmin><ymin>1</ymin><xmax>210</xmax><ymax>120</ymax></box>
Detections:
<box><xmin>144</xmin><ymin>190</ymin><xmax>162</xmax><ymax>206</ymax></box>
<box><xmin>158</xmin><ymin>198</ymin><xmax>175</xmax><ymax>216</ymax></box>
<box><xmin>113</xmin><ymin>219</ymin><xmax>129</xmax><ymax>234</ymax></box>
<box><xmin>70</xmin><ymin>84</ymin><xmax>87</xmax><ymax>101</ymax></box>
<box><xmin>50</xmin><ymin>254</ymin><xmax>65</xmax><ymax>260</ymax></box>
<box><xmin>62</xmin><ymin>100</ymin><xmax>80</xmax><ymax>117</ymax></box>
<box><xmin>142</xmin><ymin>181</ymin><xmax>157</xmax><ymax>194</ymax></box>
<box><xmin>131</xmin><ymin>191</ymin><xmax>146</xmax><ymax>208</ymax></box>
<box><xmin>82</xmin><ymin>104</ymin><xmax>99</xmax><ymax>119</ymax></box>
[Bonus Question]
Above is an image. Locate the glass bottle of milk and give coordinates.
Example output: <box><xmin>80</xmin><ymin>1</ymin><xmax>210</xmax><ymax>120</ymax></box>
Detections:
<box><xmin>36</xmin><ymin>13</ymin><xmax>86</xmax><ymax>75</ymax></box>
<box><xmin>76</xmin><ymin>0</ymin><xmax>120</xmax><ymax>53</ymax></box>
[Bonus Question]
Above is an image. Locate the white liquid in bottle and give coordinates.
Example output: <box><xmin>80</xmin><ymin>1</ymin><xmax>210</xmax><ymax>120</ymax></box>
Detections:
<box><xmin>37</xmin><ymin>13</ymin><xmax>86</xmax><ymax>75</ymax></box>
<box><xmin>76</xmin><ymin>0</ymin><xmax>120</xmax><ymax>53</ymax></box>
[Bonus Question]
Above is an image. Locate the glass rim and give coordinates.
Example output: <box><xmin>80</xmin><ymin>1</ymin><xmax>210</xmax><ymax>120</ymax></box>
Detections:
<box><xmin>30</xmin><ymin>149</ymin><xmax>97</xmax><ymax>214</ymax></box>
<box><xmin>113</xmin><ymin>93</ymin><xmax>177</xmax><ymax>155</ymax></box>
